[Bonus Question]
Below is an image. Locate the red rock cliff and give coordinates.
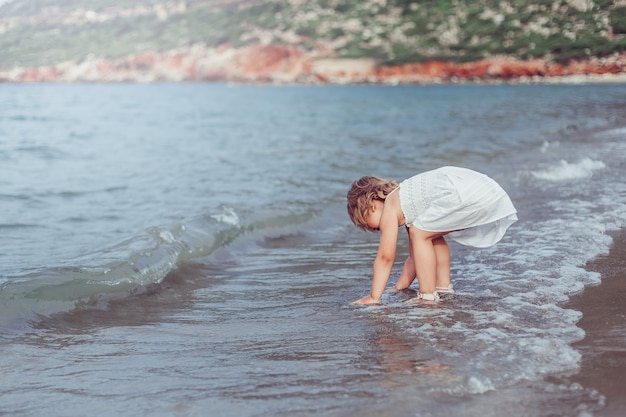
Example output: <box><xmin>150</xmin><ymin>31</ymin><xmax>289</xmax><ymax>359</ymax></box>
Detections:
<box><xmin>2</xmin><ymin>43</ymin><xmax>626</xmax><ymax>84</ymax></box>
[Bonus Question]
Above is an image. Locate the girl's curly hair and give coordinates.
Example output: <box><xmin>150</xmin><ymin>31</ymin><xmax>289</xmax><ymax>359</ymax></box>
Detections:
<box><xmin>346</xmin><ymin>176</ymin><xmax>398</xmax><ymax>231</ymax></box>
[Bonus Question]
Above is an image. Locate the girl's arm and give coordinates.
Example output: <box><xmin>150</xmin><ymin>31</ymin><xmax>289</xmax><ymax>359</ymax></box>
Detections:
<box><xmin>353</xmin><ymin>206</ymin><xmax>399</xmax><ymax>304</ymax></box>
<box><xmin>370</xmin><ymin>226</ymin><xmax>397</xmax><ymax>298</ymax></box>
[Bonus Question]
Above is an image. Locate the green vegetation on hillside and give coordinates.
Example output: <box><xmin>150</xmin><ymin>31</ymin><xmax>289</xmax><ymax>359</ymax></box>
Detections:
<box><xmin>0</xmin><ymin>0</ymin><xmax>625</xmax><ymax>68</ymax></box>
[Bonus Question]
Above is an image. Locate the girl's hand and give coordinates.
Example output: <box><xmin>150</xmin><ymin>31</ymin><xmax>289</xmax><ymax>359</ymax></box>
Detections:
<box><xmin>352</xmin><ymin>295</ymin><xmax>381</xmax><ymax>305</ymax></box>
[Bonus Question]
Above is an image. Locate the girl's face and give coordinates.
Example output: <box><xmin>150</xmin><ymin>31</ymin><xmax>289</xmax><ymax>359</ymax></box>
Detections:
<box><xmin>365</xmin><ymin>200</ymin><xmax>384</xmax><ymax>232</ymax></box>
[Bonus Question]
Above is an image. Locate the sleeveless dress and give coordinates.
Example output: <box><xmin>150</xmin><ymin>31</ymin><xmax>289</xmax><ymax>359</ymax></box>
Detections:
<box><xmin>398</xmin><ymin>166</ymin><xmax>518</xmax><ymax>248</ymax></box>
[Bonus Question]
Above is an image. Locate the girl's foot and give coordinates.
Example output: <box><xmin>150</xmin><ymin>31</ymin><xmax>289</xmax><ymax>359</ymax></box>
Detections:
<box><xmin>436</xmin><ymin>283</ymin><xmax>454</xmax><ymax>295</ymax></box>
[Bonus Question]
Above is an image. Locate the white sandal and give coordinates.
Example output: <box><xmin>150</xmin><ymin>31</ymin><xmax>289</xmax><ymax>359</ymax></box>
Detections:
<box><xmin>436</xmin><ymin>284</ymin><xmax>455</xmax><ymax>295</ymax></box>
<box><xmin>416</xmin><ymin>292</ymin><xmax>440</xmax><ymax>303</ymax></box>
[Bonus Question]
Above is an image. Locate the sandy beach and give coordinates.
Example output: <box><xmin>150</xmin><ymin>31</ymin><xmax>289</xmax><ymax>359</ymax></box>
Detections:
<box><xmin>570</xmin><ymin>229</ymin><xmax>626</xmax><ymax>417</ymax></box>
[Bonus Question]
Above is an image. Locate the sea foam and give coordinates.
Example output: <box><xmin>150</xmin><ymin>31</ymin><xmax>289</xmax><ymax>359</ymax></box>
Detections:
<box><xmin>532</xmin><ymin>158</ymin><xmax>606</xmax><ymax>181</ymax></box>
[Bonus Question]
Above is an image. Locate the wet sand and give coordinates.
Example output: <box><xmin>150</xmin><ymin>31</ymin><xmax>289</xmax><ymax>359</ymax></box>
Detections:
<box><xmin>569</xmin><ymin>229</ymin><xmax>626</xmax><ymax>416</ymax></box>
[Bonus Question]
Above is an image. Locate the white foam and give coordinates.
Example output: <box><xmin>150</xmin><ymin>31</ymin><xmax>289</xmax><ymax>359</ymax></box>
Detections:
<box><xmin>467</xmin><ymin>376</ymin><xmax>495</xmax><ymax>394</ymax></box>
<box><xmin>158</xmin><ymin>230</ymin><xmax>176</xmax><ymax>244</ymax></box>
<box><xmin>211</xmin><ymin>206</ymin><xmax>240</xmax><ymax>226</ymax></box>
<box><xmin>532</xmin><ymin>158</ymin><xmax>605</xmax><ymax>181</ymax></box>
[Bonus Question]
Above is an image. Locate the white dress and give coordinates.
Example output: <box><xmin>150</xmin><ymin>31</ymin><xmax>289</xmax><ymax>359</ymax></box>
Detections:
<box><xmin>398</xmin><ymin>166</ymin><xmax>518</xmax><ymax>248</ymax></box>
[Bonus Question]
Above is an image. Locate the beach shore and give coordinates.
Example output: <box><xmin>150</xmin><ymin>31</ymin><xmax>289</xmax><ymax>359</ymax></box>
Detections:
<box><xmin>569</xmin><ymin>229</ymin><xmax>626</xmax><ymax>417</ymax></box>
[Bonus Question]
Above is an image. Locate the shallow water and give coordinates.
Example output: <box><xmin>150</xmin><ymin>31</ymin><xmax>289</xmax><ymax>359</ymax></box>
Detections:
<box><xmin>1</xmin><ymin>83</ymin><xmax>626</xmax><ymax>416</ymax></box>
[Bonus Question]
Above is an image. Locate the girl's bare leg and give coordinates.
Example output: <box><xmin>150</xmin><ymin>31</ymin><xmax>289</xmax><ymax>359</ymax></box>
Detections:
<box><xmin>394</xmin><ymin>226</ymin><xmax>417</xmax><ymax>290</ymax></box>
<box><xmin>408</xmin><ymin>227</ymin><xmax>447</xmax><ymax>294</ymax></box>
<box><xmin>395</xmin><ymin>255</ymin><xmax>416</xmax><ymax>290</ymax></box>
<box><xmin>433</xmin><ymin>236</ymin><xmax>451</xmax><ymax>288</ymax></box>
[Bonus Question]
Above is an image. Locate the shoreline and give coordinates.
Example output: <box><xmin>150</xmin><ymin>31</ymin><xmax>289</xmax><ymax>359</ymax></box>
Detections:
<box><xmin>1</xmin><ymin>72</ymin><xmax>626</xmax><ymax>86</ymax></box>
<box><xmin>568</xmin><ymin>229</ymin><xmax>626</xmax><ymax>416</ymax></box>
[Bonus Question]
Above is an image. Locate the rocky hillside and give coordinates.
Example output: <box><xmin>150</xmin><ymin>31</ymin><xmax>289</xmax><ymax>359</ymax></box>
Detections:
<box><xmin>1</xmin><ymin>0</ymin><xmax>625</xmax><ymax>83</ymax></box>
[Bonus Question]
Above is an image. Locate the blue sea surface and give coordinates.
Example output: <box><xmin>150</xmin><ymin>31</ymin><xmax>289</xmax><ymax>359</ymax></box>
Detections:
<box><xmin>1</xmin><ymin>83</ymin><xmax>626</xmax><ymax>416</ymax></box>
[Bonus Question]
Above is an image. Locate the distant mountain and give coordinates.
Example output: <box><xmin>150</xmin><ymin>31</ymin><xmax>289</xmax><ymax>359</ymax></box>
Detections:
<box><xmin>1</xmin><ymin>0</ymin><xmax>625</xmax><ymax>83</ymax></box>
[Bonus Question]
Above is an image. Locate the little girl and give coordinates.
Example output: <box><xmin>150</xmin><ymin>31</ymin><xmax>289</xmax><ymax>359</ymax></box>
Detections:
<box><xmin>347</xmin><ymin>166</ymin><xmax>517</xmax><ymax>305</ymax></box>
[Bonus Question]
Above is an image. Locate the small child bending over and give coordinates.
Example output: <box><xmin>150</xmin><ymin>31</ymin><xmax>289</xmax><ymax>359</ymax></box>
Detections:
<box><xmin>346</xmin><ymin>166</ymin><xmax>517</xmax><ymax>305</ymax></box>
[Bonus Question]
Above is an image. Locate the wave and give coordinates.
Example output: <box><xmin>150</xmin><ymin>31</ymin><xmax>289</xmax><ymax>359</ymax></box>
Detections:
<box><xmin>0</xmin><ymin>206</ymin><xmax>315</xmax><ymax>336</ymax></box>
<box><xmin>531</xmin><ymin>157</ymin><xmax>606</xmax><ymax>181</ymax></box>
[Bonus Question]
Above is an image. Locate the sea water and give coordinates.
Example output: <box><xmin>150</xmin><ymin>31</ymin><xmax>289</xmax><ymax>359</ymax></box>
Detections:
<box><xmin>1</xmin><ymin>83</ymin><xmax>625</xmax><ymax>416</ymax></box>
